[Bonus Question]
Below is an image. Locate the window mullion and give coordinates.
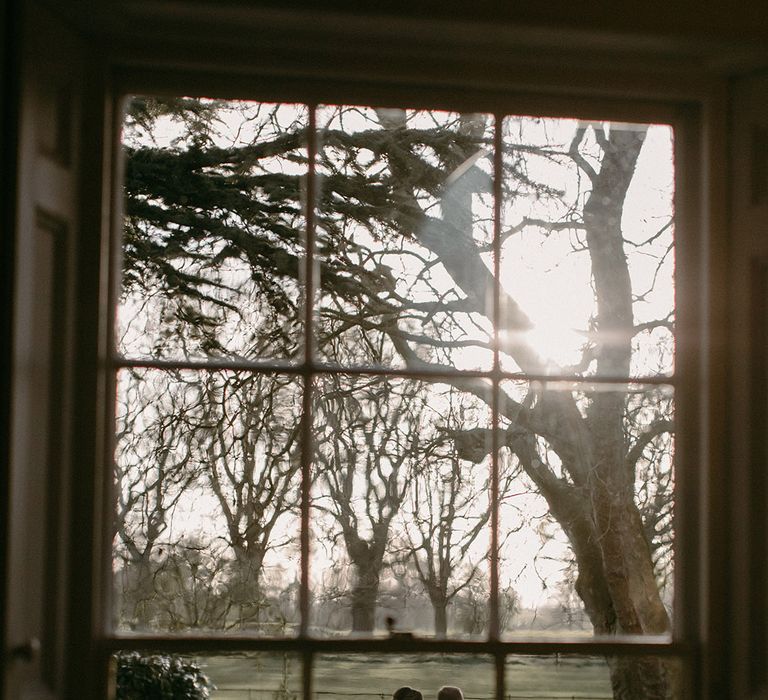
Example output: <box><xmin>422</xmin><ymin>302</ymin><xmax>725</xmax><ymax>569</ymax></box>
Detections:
<box><xmin>299</xmin><ymin>103</ymin><xmax>318</xmax><ymax>639</ymax></box>
<box><xmin>491</xmin><ymin>113</ymin><xmax>506</xmax><ymax>700</ymax></box>
<box><xmin>489</xmin><ymin>115</ymin><xmax>503</xmax><ymax>649</ymax></box>
<box><xmin>109</xmin><ymin>354</ymin><xmax>678</xmax><ymax>386</ymax></box>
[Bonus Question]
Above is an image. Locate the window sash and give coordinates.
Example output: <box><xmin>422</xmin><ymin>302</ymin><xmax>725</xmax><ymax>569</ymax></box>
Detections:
<box><xmin>101</xmin><ymin>84</ymin><xmax>702</xmax><ymax>700</ymax></box>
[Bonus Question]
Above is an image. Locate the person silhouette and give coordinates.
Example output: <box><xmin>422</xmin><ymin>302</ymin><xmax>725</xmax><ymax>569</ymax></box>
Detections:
<box><xmin>437</xmin><ymin>686</ymin><xmax>464</xmax><ymax>700</ymax></box>
<box><xmin>393</xmin><ymin>686</ymin><xmax>423</xmax><ymax>700</ymax></box>
<box><xmin>385</xmin><ymin>615</ymin><xmax>414</xmax><ymax>639</ymax></box>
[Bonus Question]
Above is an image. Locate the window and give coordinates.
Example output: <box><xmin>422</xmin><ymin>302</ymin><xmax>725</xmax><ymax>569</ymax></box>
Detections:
<box><xmin>105</xmin><ymin>93</ymin><xmax>689</xmax><ymax>700</ymax></box>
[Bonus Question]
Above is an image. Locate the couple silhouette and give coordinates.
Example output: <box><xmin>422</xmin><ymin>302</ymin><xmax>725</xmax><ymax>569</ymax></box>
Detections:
<box><xmin>393</xmin><ymin>686</ymin><xmax>464</xmax><ymax>700</ymax></box>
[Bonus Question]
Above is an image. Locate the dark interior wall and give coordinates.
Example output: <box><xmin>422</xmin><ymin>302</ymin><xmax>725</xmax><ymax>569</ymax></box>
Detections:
<box><xmin>261</xmin><ymin>0</ymin><xmax>768</xmax><ymax>41</ymax></box>
<box><xmin>47</xmin><ymin>0</ymin><xmax>768</xmax><ymax>74</ymax></box>
<box><xmin>40</xmin><ymin>1</ymin><xmax>760</xmax><ymax>127</ymax></box>
<box><xmin>64</xmin><ymin>0</ymin><xmax>768</xmax><ymax>45</ymax></box>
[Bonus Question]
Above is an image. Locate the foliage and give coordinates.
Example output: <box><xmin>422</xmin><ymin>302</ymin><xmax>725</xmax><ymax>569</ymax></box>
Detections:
<box><xmin>115</xmin><ymin>652</ymin><xmax>214</xmax><ymax>700</ymax></box>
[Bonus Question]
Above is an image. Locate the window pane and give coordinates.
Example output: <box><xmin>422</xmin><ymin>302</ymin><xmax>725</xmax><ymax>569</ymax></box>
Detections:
<box><xmin>113</xmin><ymin>368</ymin><xmax>302</xmax><ymax>634</ymax></box>
<box><xmin>505</xmin><ymin>654</ymin><xmax>682</xmax><ymax>699</ymax></box>
<box><xmin>499</xmin><ymin>119</ymin><xmax>674</xmax><ymax>378</ymax></box>
<box><xmin>119</xmin><ymin>98</ymin><xmax>307</xmax><ymax>362</ymax></box>
<box><xmin>498</xmin><ymin>381</ymin><xmax>674</xmax><ymax>639</ymax></box>
<box><xmin>315</xmin><ymin>106</ymin><xmax>495</xmax><ymax>371</ymax></box>
<box><xmin>112</xmin><ymin>651</ymin><xmax>302</xmax><ymax>699</ymax></box>
<box><xmin>311</xmin><ymin>374</ymin><xmax>492</xmax><ymax>638</ymax></box>
<box><xmin>314</xmin><ymin>653</ymin><xmax>494</xmax><ymax>700</ymax></box>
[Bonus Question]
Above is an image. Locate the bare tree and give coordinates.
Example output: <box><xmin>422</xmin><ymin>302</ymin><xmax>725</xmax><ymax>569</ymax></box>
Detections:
<box><xmin>114</xmin><ymin>367</ymin><xmax>303</xmax><ymax>631</ymax></box>
<box><xmin>314</xmin><ymin>374</ymin><xmax>429</xmax><ymax>632</ymax></box>
<box><xmin>147</xmin><ymin>537</ymin><xmax>233</xmax><ymax>631</ymax></box>
<box><xmin>435</xmin><ymin>123</ymin><xmax>676</xmax><ymax>697</ymax></box>
<box><xmin>113</xmin><ymin>368</ymin><xmax>201</xmax><ymax>630</ymax></box>
<box><xmin>398</xmin><ymin>388</ymin><xmax>492</xmax><ymax>638</ymax></box>
<box><xmin>193</xmin><ymin>371</ymin><xmax>303</xmax><ymax>630</ymax></box>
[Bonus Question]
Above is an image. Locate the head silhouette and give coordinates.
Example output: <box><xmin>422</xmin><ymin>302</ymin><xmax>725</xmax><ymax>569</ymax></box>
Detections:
<box><xmin>393</xmin><ymin>687</ymin><xmax>423</xmax><ymax>700</ymax></box>
<box><xmin>437</xmin><ymin>687</ymin><xmax>464</xmax><ymax>700</ymax></box>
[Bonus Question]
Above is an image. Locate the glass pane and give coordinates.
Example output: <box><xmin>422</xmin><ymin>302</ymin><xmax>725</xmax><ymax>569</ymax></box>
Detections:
<box><xmin>119</xmin><ymin>98</ymin><xmax>307</xmax><ymax>361</ymax></box>
<box><xmin>498</xmin><ymin>381</ymin><xmax>674</xmax><ymax>639</ymax></box>
<box><xmin>113</xmin><ymin>368</ymin><xmax>302</xmax><ymax>634</ymax></box>
<box><xmin>311</xmin><ymin>374</ymin><xmax>492</xmax><ymax>638</ymax></box>
<box><xmin>316</xmin><ymin>105</ymin><xmax>495</xmax><ymax>371</ymax></box>
<box><xmin>112</xmin><ymin>651</ymin><xmax>301</xmax><ymax>699</ymax></box>
<box><xmin>315</xmin><ymin>653</ymin><xmax>494</xmax><ymax>700</ymax></box>
<box><xmin>505</xmin><ymin>654</ymin><xmax>682</xmax><ymax>700</ymax></box>
<box><xmin>500</xmin><ymin>119</ymin><xmax>674</xmax><ymax>378</ymax></box>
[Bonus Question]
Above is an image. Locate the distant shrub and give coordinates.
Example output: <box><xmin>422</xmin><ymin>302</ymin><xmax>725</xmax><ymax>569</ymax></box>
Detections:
<box><xmin>115</xmin><ymin>651</ymin><xmax>214</xmax><ymax>700</ymax></box>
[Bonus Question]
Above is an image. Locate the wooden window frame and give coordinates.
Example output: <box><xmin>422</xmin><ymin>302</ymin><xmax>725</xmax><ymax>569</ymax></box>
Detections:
<box><xmin>64</xmin><ymin>49</ymin><xmax>726</xmax><ymax>700</ymax></box>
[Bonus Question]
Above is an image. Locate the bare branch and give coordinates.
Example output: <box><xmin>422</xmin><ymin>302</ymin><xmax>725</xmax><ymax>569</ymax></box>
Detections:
<box><xmin>633</xmin><ymin>315</ymin><xmax>675</xmax><ymax>336</ymax></box>
<box><xmin>568</xmin><ymin>124</ymin><xmax>599</xmax><ymax>185</ymax></box>
<box><xmin>494</xmin><ymin>217</ymin><xmax>586</xmax><ymax>249</ymax></box>
<box><xmin>625</xmin><ymin>419</ymin><xmax>675</xmax><ymax>469</ymax></box>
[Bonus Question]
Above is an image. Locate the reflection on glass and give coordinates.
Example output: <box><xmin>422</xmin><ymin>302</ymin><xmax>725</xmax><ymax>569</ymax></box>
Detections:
<box><xmin>505</xmin><ymin>654</ymin><xmax>682</xmax><ymax>700</ymax></box>
<box><xmin>315</xmin><ymin>106</ymin><xmax>495</xmax><ymax>370</ymax></box>
<box><xmin>311</xmin><ymin>375</ymin><xmax>492</xmax><ymax>638</ymax></box>
<box><xmin>500</xmin><ymin>118</ymin><xmax>674</xmax><ymax>378</ymax></box>
<box><xmin>119</xmin><ymin>98</ymin><xmax>307</xmax><ymax>361</ymax></box>
<box><xmin>498</xmin><ymin>381</ymin><xmax>674</xmax><ymax>639</ymax></box>
<box><xmin>315</xmin><ymin>654</ymin><xmax>494</xmax><ymax>700</ymax></box>
<box><xmin>113</xmin><ymin>651</ymin><xmax>301</xmax><ymax>700</ymax></box>
<box><xmin>113</xmin><ymin>369</ymin><xmax>302</xmax><ymax>635</ymax></box>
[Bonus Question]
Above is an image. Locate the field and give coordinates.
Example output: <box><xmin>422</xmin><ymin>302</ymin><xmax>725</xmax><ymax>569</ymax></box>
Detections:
<box><xmin>197</xmin><ymin>652</ymin><xmax>614</xmax><ymax>700</ymax></box>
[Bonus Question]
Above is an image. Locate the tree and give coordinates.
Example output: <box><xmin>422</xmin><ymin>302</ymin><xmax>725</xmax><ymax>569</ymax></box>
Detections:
<box><xmin>121</xmin><ymin>99</ymin><xmax>676</xmax><ymax>698</ymax></box>
<box><xmin>402</xmin><ymin>387</ymin><xmax>493</xmax><ymax>638</ymax></box>
<box><xmin>314</xmin><ymin>373</ymin><xmax>429</xmax><ymax>632</ymax></box>
<box><xmin>148</xmin><ymin>538</ymin><xmax>233</xmax><ymax>631</ymax></box>
<box><xmin>113</xmin><ymin>367</ymin><xmax>201</xmax><ymax>629</ymax></box>
<box><xmin>193</xmin><ymin>371</ymin><xmax>302</xmax><ymax>630</ymax></box>
<box><xmin>114</xmin><ymin>367</ymin><xmax>302</xmax><ymax>631</ymax></box>
<box><xmin>453</xmin><ymin>577</ymin><xmax>519</xmax><ymax>636</ymax></box>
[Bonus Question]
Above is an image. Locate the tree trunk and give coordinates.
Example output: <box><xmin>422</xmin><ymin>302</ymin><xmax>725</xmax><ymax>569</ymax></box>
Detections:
<box><xmin>231</xmin><ymin>549</ymin><xmax>265</xmax><ymax>629</ymax></box>
<box><xmin>120</xmin><ymin>550</ymin><xmax>157</xmax><ymax>629</ymax></box>
<box><xmin>433</xmin><ymin>599</ymin><xmax>448</xmax><ymax>638</ymax></box>
<box><xmin>351</xmin><ymin>566</ymin><xmax>379</xmax><ymax>632</ymax></box>
<box><xmin>570</xmin><ymin>508</ymin><xmax>676</xmax><ymax>699</ymax></box>
<box><xmin>607</xmin><ymin>657</ymin><xmax>676</xmax><ymax>700</ymax></box>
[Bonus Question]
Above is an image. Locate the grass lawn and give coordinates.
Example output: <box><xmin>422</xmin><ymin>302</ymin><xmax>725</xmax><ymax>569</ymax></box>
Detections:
<box><xmin>197</xmin><ymin>652</ymin><xmax>613</xmax><ymax>700</ymax></box>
